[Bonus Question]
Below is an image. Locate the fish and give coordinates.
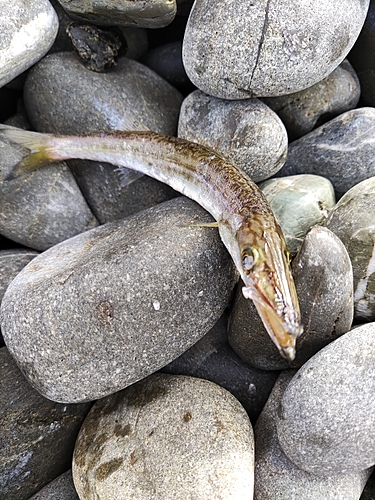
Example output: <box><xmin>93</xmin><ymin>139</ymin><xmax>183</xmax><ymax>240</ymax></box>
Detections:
<box><xmin>0</xmin><ymin>126</ymin><xmax>303</xmax><ymax>360</ymax></box>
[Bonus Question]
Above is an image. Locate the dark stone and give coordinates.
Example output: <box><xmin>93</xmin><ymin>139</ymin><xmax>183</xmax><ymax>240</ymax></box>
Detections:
<box><xmin>28</xmin><ymin>470</ymin><xmax>79</xmax><ymax>500</ymax></box>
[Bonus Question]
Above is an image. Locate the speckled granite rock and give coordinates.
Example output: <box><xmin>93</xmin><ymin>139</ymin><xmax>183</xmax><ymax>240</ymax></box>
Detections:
<box><xmin>178</xmin><ymin>92</ymin><xmax>287</xmax><ymax>182</ymax></box>
<box><xmin>259</xmin><ymin>174</ymin><xmax>336</xmax><ymax>254</ymax></box>
<box><xmin>276</xmin><ymin>323</ymin><xmax>375</xmax><ymax>475</ymax></box>
<box><xmin>0</xmin><ymin>0</ymin><xmax>58</xmax><ymax>88</ymax></box>
<box><xmin>24</xmin><ymin>52</ymin><xmax>182</xmax><ymax>223</ymax></box>
<box><xmin>73</xmin><ymin>373</ymin><xmax>254</xmax><ymax>499</ymax></box>
<box><xmin>57</xmin><ymin>0</ymin><xmax>176</xmax><ymax>27</ymax></box>
<box><xmin>262</xmin><ymin>60</ymin><xmax>360</xmax><ymax>141</ymax></box>
<box><xmin>0</xmin><ymin>347</ymin><xmax>91</xmax><ymax>500</ymax></box>
<box><xmin>229</xmin><ymin>226</ymin><xmax>353</xmax><ymax>370</ymax></box>
<box><xmin>325</xmin><ymin>177</ymin><xmax>375</xmax><ymax>321</ymax></box>
<box><xmin>29</xmin><ymin>470</ymin><xmax>79</xmax><ymax>500</ymax></box>
<box><xmin>0</xmin><ymin>249</ymin><xmax>38</xmax><ymax>302</ymax></box>
<box><xmin>0</xmin><ymin>197</ymin><xmax>238</xmax><ymax>403</ymax></box>
<box><xmin>277</xmin><ymin>108</ymin><xmax>375</xmax><ymax>197</ymax></box>
<box><xmin>0</xmin><ymin>133</ymin><xmax>99</xmax><ymax>251</ymax></box>
<box><xmin>255</xmin><ymin>371</ymin><xmax>372</xmax><ymax>500</ymax></box>
<box><xmin>161</xmin><ymin>314</ymin><xmax>279</xmax><ymax>424</ymax></box>
<box><xmin>182</xmin><ymin>0</ymin><xmax>369</xmax><ymax>99</ymax></box>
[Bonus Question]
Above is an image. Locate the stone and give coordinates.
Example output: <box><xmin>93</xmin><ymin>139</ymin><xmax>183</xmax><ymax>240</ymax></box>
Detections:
<box><xmin>182</xmin><ymin>0</ymin><xmax>369</xmax><ymax>99</ymax></box>
<box><xmin>348</xmin><ymin>1</ymin><xmax>375</xmax><ymax>72</ymax></box>
<box><xmin>0</xmin><ymin>249</ymin><xmax>39</xmax><ymax>302</ymax></box>
<box><xmin>0</xmin><ymin>347</ymin><xmax>91</xmax><ymax>500</ymax></box>
<box><xmin>262</xmin><ymin>60</ymin><xmax>360</xmax><ymax>141</ymax></box>
<box><xmin>178</xmin><ymin>92</ymin><xmax>287</xmax><ymax>182</ymax></box>
<box><xmin>57</xmin><ymin>0</ymin><xmax>177</xmax><ymax>28</ymax></box>
<box><xmin>161</xmin><ymin>314</ymin><xmax>279</xmax><ymax>424</ymax></box>
<box><xmin>360</xmin><ymin>470</ymin><xmax>375</xmax><ymax>500</ymax></box>
<box><xmin>0</xmin><ymin>133</ymin><xmax>99</xmax><ymax>251</ymax></box>
<box><xmin>0</xmin><ymin>0</ymin><xmax>58</xmax><ymax>88</ymax></box>
<box><xmin>254</xmin><ymin>371</ymin><xmax>372</xmax><ymax>500</ymax></box>
<box><xmin>29</xmin><ymin>470</ymin><xmax>79</xmax><ymax>500</ymax></box>
<box><xmin>0</xmin><ymin>197</ymin><xmax>238</xmax><ymax>403</ymax></box>
<box><xmin>276</xmin><ymin>323</ymin><xmax>375</xmax><ymax>475</ymax></box>
<box><xmin>277</xmin><ymin>108</ymin><xmax>375</xmax><ymax>198</ymax></box>
<box><xmin>228</xmin><ymin>226</ymin><xmax>353</xmax><ymax>370</ymax></box>
<box><xmin>72</xmin><ymin>373</ymin><xmax>255</xmax><ymax>499</ymax></box>
<box><xmin>118</xmin><ymin>27</ymin><xmax>148</xmax><ymax>61</ymax></box>
<box><xmin>24</xmin><ymin>52</ymin><xmax>183</xmax><ymax>223</ymax></box>
<box><xmin>259</xmin><ymin>174</ymin><xmax>336</xmax><ymax>254</ymax></box>
<box><xmin>325</xmin><ymin>177</ymin><xmax>375</xmax><ymax>321</ymax></box>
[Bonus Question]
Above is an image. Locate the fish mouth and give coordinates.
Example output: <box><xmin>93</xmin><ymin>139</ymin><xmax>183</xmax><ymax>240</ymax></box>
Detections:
<box><xmin>242</xmin><ymin>285</ymin><xmax>302</xmax><ymax>361</ymax></box>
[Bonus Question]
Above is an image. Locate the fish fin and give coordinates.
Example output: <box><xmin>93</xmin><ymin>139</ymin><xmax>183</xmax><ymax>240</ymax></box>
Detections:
<box><xmin>115</xmin><ymin>165</ymin><xmax>144</xmax><ymax>187</ymax></box>
<box><xmin>0</xmin><ymin>126</ymin><xmax>56</xmax><ymax>180</ymax></box>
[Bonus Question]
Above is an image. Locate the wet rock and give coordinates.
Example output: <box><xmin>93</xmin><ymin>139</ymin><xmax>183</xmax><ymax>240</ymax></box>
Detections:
<box><xmin>276</xmin><ymin>323</ymin><xmax>375</xmax><ymax>475</ymax></box>
<box><xmin>255</xmin><ymin>371</ymin><xmax>372</xmax><ymax>500</ymax></box>
<box><xmin>24</xmin><ymin>52</ymin><xmax>182</xmax><ymax>223</ymax></box>
<box><xmin>182</xmin><ymin>0</ymin><xmax>369</xmax><ymax>99</ymax></box>
<box><xmin>228</xmin><ymin>226</ymin><xmax>353</xmax><ymax>370</ymax></box>
<box><xmin>29</xmin><ymin>470</ymin><xmax>79</xmax><ymax>500</ymax></box>
<box><xmin>178</xmin><ymin>92</ymin><xmax>287</xmax><ymax>182</ymax></box>
<box><xmin>0</xmin><ymin>0</ymin><xmax>58</xmax><ymax>88</ymax></box>
<box><xmin>57</xmin><ymin>0</ymin><xmax>176</xmax><ymax>28</ymax></box>
<box><xmin>72</xmin><ymin>373</ymin><xmax>254</xmax><ymax>499</ymax></box>
<box><xmin>262</xmin><ymin>60</ymin><xmax>360</xmax><ymax>141</ymax></box>
<box><xmin>0</xmin><ymin>197</ymin><xmax>238</xmax><ymax>403</ymax></box>
<box><xmin>0</xmin><ymin>347</ymin><xmax>91</xmax><ymax>500</ymax></box>
<box><xmin>259</xmin><ymin>174</ymin><xmax>336</xmax><ymax>254</ymax></box>
<box><xmin>277</xmin><ymin>108</ymin><xmax>375</xmax><ymax>197</ymax></box>
<box><xmin>161</xmin><ymin>314</ymin><xmax>279</xmax><ymax>424</ymax></box>
<box><xmin>325</xmin><ymin>177</ymin><xmax>375</xmax><ymax>321</ymax></box>
<box><xmin>0</xmin><ymin>134</ymin><xmax>99</xmax><ymax>251</ymax></box>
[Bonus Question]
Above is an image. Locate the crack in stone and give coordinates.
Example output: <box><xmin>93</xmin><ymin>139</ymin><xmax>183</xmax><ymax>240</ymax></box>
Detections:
<box><xmin>250</xmin><ymin>0</ymin><xmax>272</xmax><ymax>87</ymax></box>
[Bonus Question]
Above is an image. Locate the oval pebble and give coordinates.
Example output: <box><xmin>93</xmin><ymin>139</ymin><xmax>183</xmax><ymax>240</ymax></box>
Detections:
<box><xmin>276</xmin><ymin>323</ymin><xmax>375</xmax><ymax>475</ymax></box>
<box><xmin>0</xmin><ymin>197</ymin><xmax>238</xmax><ymax>403</ymax></box>
<box><xmin>178</xmin><ymin>92</ymin><xmax>287</xmax><ymax>182</ymax></box>
<box><xmin>72</xmin><ymin>373</ymin><xmax>254</xmax><ymax>499</ymax></box>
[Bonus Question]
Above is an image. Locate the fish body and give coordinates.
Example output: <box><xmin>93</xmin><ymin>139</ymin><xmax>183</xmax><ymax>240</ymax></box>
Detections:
<box><xmin>0</xmin><ymin>127</ymin><xmax>303</xmax><ymax>359</ymax></box>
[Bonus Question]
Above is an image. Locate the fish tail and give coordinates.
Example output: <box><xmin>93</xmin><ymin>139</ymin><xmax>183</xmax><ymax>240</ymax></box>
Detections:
<box><xmin>0</xmin><ymin>126</ymin><xmax>58</xmax><ymax>181</ymax></box>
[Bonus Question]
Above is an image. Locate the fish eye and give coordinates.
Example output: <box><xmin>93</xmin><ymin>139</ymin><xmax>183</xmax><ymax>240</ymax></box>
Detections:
<box><xmin>242</xmin><ymin>247</ymin><xmax>258</xmax><ymax>273</ymax></box>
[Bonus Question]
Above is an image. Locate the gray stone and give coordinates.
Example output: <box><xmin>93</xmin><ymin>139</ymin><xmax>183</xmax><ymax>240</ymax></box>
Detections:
<box><xmin>0</xmin><ymin>347</ymin><xmax>91</xmax><ymax>500</ymax></box>
<box><xmin>29</xmin><ymin>470</ymin><xmax>79</xmax><ymax>500</ymax></box>
<box><xmin>325</xmin><ymin>177</ymin><xmax>375</xmax><ymax>321</ymax></box>
<box><xmin>24</xmin><ymin>52</ymin><xmax>183</xmax><ymax>223</ymax></box>
<box><xmin>228</xmin><ymin>226</ymin><xmax>353</xmax><ymax>370</ymax></box>
<box><xmin>118</xmin><ymin>27</ymin><xmax>148</xmax><ymax>61</ymax></box>
<box><xmin>161</xmin><ymin>314</ymin><xmax>279</xmax><ymax>424</ymax></box>
<box><xmin>255</xmin><ymin>371</ymin><xmax>371</xmax><ymax>500</ymax></box>
<box><xmin>276</xmin><ymin>323</ymin><xmax>375</xmax><ymax>475</ymax></box>
<box><xmin>0</xmin><ymin>197</ymin><xmax>238</xmax><ymax>403</ymax></box>
<box><xmin>178</xmin><ymin>92</ymin><xmax>287</xmax><ymax>182</ymax></box>
<box><xmin>72</xmin><ymin>373</ymin><xmax>254</xmax><ymax>499</ymax></box>
<box><xmin>0</xmin><ymin>0</ymin><xmax>58</xmax><ymax>88</ymax></box>
<box><xmin>262</xmin><ymin>60</ymin><xmax>360</xmax><ymax>141</ymax></box>
<box><xmin>182</xmin><ymin>0</ymin><xmax>369</xmax><ymax>99</ymax></box>
<box><xmin>0</xmin><ymin>249</ymin><xmax>39</xmax><ymax>302</ymax></box>
<box><xmin>57</xmin><ymin>0</ymin><xmax>176</xmax><ymax>28</ymax></box>
<box><xmin>259</xmin><ymin>174</ymin><xmax>336</xmax><ymax>254</ymax></box>
<box><xmin>0</xmin><ymin>134</ymin><xmax>99</xmax><ymax>251</ymax></box>
<box><xmin>277</xmin><ymin>108</ymin><xmax>375</xmax><ymax>198</ymax></box>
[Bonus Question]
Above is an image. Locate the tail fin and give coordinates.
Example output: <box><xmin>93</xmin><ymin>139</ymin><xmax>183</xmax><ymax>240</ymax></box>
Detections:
<box><xmin>0</xmin><ymin>126</ymin><xmax>56</xmax><ymax>181</ymax></box>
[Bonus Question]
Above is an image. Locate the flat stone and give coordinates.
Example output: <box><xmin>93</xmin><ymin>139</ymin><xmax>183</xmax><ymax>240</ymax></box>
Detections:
<box><xmin>277</xmin><ymin>107</ymin><xmax>375</xmax><ymax>197</ymax></box>
<box><xmin>262</xmin><ymin>60</ymin><xmax>360</xmax><ymax>141</ymax></box>
<box><xmin>0</xmin><ymin>134</ymin><xmax>99</xmax><ymax>251</ymax></box>
<box><xmin>0</xmin><ymin>197</ymin><xmax>238</xmax><ymax>403</ymax></box>
<box><xmin>182</xmin><ymin>0</ymin><xmax>369</xmax><ymax>99</ymax></box>
<box><xmin>259</xmin><ymin>174</ymin><xmax>336</xmax><ymax>254</ymax></box>
<box><xmin>29</xmin><ymin>470</ymin><xmax>79</xmax><ymax>500</ymax></box>
<box><xmin>325</xmin><ymin>177</ymin><xmax>375</xmax><ymax>321</ymax></box>
<box><xmin>0</xmin><ymin>0</ymin><xmax>58</xmax><ymax>88</ymax></box>
<box><xmin>161</xmin><ymin>314</ymin><xmax>279</xmax><ymax>424</ymax></box>
<box><xmin>72</xmin><ymin>373</ymin><xmax>254</xmax><ymax>499</ymax></box>
<box><xmin>178</xmin><ymin>92</ymin><xmax>287</xmax><ymax>182</ymax></box>
<box><xmin>255</xmin><ymin>371</ymin><xmax>371</xmax><ymax>500</ymax></box>
<box><xmin>24</xmin><ymin>52</ymin><xmax>182</xmax><ymax>223</ymax></box>
<box><xmin>228</xmin><ymin>226</ymin><xmax>353</xmax><ymax>370</ymax></box>
<box><xmin>0</xmin><ymin>347</ymin><xmax>91</xmax><ymax>500</ymax></box>
<box><xmin>276</xmin><ymin>323</ymin><xmax>375</xmax><ymax>475</ymax></box>
<box><xmin>57</xmin><ymin>0</ymin><xmax>176</xmax><ymax>28</ymax></box>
